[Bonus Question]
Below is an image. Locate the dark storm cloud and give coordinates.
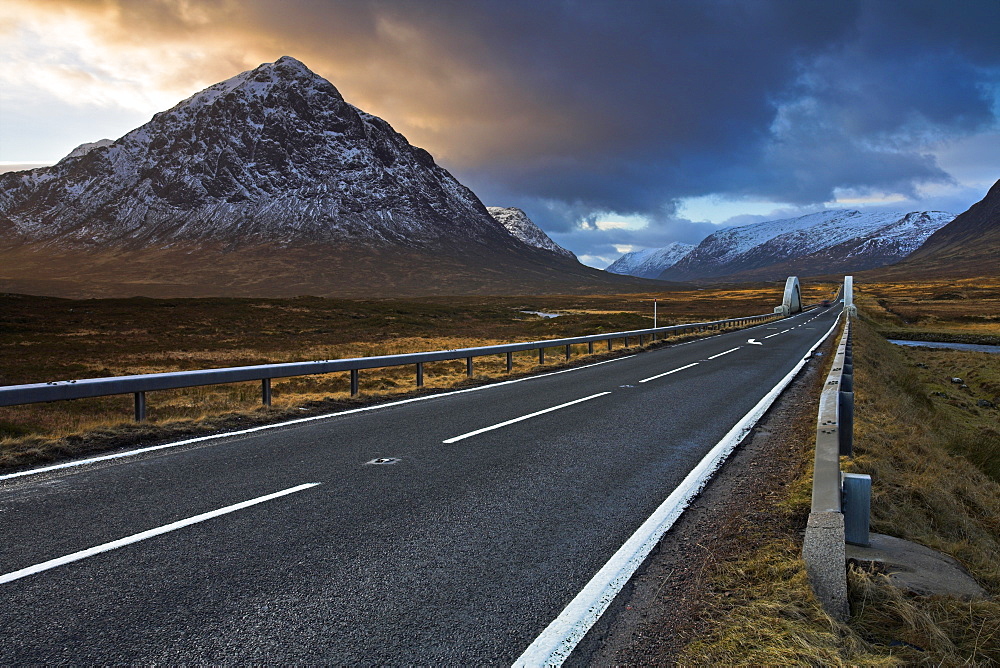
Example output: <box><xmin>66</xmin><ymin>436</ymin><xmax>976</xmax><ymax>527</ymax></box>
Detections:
<box><xmin>21</xmin><ymin>0</ymin><xmax>1000</xmax><ymax>256</ymax></box>
<box><xmin>269</xmin><ymin>0</ymin><xmax>997</xmax><ymax>231</ymax></box>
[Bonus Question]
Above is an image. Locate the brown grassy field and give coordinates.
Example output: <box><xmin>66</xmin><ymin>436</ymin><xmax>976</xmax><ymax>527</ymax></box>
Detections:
<box><xmin>0</xmin><ymin>281</ymin><xmax>835</xmax><ymax>469</ymax></box>
<box><xmin>855</xmin><ymin>276</ymin><xmax>1000</xmax><ymax>344</ymax></box>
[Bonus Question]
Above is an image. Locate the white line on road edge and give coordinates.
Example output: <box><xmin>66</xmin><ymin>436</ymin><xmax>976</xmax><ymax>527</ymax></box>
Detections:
<box><xmin>707</xmin><ymin>347</ymin><xmax>740</xmax><ymax>359</ymax></box>
<box><xmin>638</xmin><ymin>363</ymin><xmax>699</xmax><ymax>384</ymax></box>
<box><xmin>0</xmin><ymin>483</ymin><xmax>320</xmax><ymax>585</ymax></box>
<box><xmin>512</xmin><ymin>312</ymin><xmax>843</xmax><ymax>667</ymax></box>
<box><xmin>0</xmin><ymin>356</ymin><xmax>637</xmax><ymax>483</ymax></box>
<box><xmin>443</xmin><ymin>392</ymin><xmax>611</xmax><ymax>444</ymax></box>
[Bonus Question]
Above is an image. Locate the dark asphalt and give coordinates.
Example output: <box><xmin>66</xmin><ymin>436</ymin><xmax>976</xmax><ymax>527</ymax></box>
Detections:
<box><xmin>0</xmin><ymin>306</ymin><xmax>841</xmax><ymax>664</ymax></box>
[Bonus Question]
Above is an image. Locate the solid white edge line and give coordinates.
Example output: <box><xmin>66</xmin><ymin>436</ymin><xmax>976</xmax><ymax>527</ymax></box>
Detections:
<box><xmin>1</xmin><ymin>356</ymin><xmax>638</xmax><ymax>483</ymax></box>
<box><xmin>706</xmin><ymin>347</ymin><xmax>740</xmax><ymax>360</ymax></box>
<box><xmin>638</xmin><ymin>362</ymin><xmax>699</xmax><ymax>384</ymax></box>
<box><xmin>443</xmin><ymin>392</ymin><xmax>611</xmax><ymax>444</ymax></box>
<box><xmin>0</xmin><ymin>482</ymin><xmax>320</xmax><ymax>585</ymax></box>
<box><xmin>512</xmin><ymin>312</ymin><xmax>843</xmax><ymax>667</ymax></box>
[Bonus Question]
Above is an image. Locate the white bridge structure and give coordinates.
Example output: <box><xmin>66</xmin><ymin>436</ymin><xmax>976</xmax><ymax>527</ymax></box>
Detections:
<box><xmin>774</xmin><ymin>276</ymin><xmax>802</xmax><ymax>316</ymax></box>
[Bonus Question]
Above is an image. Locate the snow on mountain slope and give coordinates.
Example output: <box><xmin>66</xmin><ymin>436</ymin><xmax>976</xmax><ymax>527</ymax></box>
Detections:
<box><xmin>0</xmin><ymin>56</ymin><xmax>520</xmax><ymax>251</ymax></box>
<box><xmin>660</xmin><ymin>210</ymin><xmax>954</xmax><ymax>281</ymax></box>
<box><xmin>486</xmin><ymin>207</ymin><xmax>576</xmax><ymax>259</ymax></box>
<box><xmin>67</xmin><ymin>139</ymin><xmax>114</xmax><ymax>159</ymax></box>
<box><xmin>605</xmin><ymin>242</ymin><xmax>694</xmax><ymax>278</ymax></box>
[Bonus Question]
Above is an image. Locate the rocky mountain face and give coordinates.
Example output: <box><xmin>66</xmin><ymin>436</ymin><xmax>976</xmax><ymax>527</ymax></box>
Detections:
<box><xmin>0</xmin><ymin>56</ymin><xmax>514</xmax><ymax>250</ymax></box>
<box><xmin>0</xmin><ymin>57</ymin><xmax>638</xmax><ymax>298</ymax></box>
<box><xmin>605</xmin><ymin>242</ymin><xmax>694</xmax><ymax>278</ymax></box>
<box><xmin>486</xmin><ymin>207</ymin><xmax>576</xmax><ymax>259</ymax></box>
<box><xmin>885</xmin><ymin>179</ymin><xmax>1000</xmax><ymax>277</ymax></box>
<box><xmin>658</xmin><ymin>209</ymin><xmax>954</xmax><ymax>282</ymax></box>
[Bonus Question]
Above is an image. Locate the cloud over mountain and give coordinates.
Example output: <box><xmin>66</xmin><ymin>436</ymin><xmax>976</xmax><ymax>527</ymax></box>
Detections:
<box><xmin>2</xmin><ymin>0</ymin><xmax>999</xmax><ymax>261</ymax></box>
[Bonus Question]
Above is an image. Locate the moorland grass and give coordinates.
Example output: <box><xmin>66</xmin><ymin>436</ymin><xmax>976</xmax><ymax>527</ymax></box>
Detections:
<box><xmin>856</xmin><ymin>277</ymin><xmax>1000</xmax><ymax>345</ymax></box>
<box><xmin>1</xmin><ymin>283</ymin><xmax>835</xmax><ymax>468</ymax></box>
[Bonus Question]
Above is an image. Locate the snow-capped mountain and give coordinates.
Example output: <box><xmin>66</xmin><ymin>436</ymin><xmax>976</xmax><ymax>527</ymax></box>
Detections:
<box><xmin>0</xmin><ymin>56</ymin><xmax>520</xmax><ymax>251</ymax></box>
<box><xmin>605</xmin><ymin>242</ymin><xmax>694</xmax><ymax>278</ymax></box>
<box><xmin>0</xmin><ymin>57</ymin><xmax>646</xmax><ymax>298</ymax></box>
<box><xmin>659</xmin><ymin>210</ymin><xmax>954</xmax><ymax>281</ymax></box>
<box><xmin>486</xmin><ymin>207</ymin><xmax>576</xmax><ymax>259</ymax></box>
<box><xmin>889</xmin><ymin>178</ymin><xmax>1000</xmax><ymax>277</ymax></box>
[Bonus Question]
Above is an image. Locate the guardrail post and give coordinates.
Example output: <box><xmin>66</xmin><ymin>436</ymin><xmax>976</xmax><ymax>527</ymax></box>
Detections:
<box><xmin>638</xmin><ymin>334</ymin><xmax>644</xmax><ymax>346</ymax></box>
<box><xmin>843</xmin><ymin>473</ymin><xmax>871</xmax><ymax>547</ymax></box>
<box><xmin>841</xmin><ymin>372</ymin><xmax>853</xmax><ymax>392</ymax></box>
<box><xmin>607</xmin><ymin>338</ymin><xmax>613</xmax><ymax>351</ymax></box>
<box><xmin>838</xmin><ymin>391</ymin><xmax>854</xmax><ymax>456</ymax></box>
<box><xmin>588</xmin><ymin>342</ymin><xmax>594</xmax><ymax>354</ymax></box>
<box><xmin>350</xmin><ymin>369</ymin><xmax>359</xmax><ymax>397</ymax></box>
<box><xmin>416</xmin><ymin>363</ymin><xmax>424</xmax><ymax>387</ymax></box>
<box><xmin>623</xmin><ymin>336</ymin><xmax>629</xmax><ymax>348</ymax></box>
<box><xmin>261</xmin><ymin>379</ymin><xmax>272</xmax><ymax>406</ymax></box>
<box><xmin>565</xmin><ymin>344</ymin><xmax>571</xmax><ymax>360</ymax></box>
<box><xmin>539</xmin><ymin>348</ymin><xmax>545</xmax><ymax>364</ymax></box>
<box><xmin>134</xmin><ymin>391</ymin><xmax>146</xmax><ymax>422</ymax></box>
<box><xmin>506</xmin><ymin>352</ymin><xmax>513</xmax><ymax>373</ymax></box>
<box><xmin>466</xmin><ymin>357</ymin><xmax>474</xmax><ymax>378</ymax></box>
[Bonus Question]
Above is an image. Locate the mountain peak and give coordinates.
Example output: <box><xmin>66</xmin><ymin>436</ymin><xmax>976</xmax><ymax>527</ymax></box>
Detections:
<box><xmin>171</xmin><ymin>56</ymin><xmax>342</xmax><ymax>115</ymax></box>
<box><xmin>486</xmin><ymin>207</ymin><xmax>577</xmax><ymax>259</ymax></box>
<box><xmin>0</xmin><ymin>56</ymin><xmax>510</xmax><ymax>249</ymax></box>
<box><xmin>606</xmin><ymin>242</ymin><xmax>694</xmax><ymax>278</ymax></box>
<box><xmin>272</xmin><ymin>55</ymin><xmax>310</xmax><ymax>70</ymax></box>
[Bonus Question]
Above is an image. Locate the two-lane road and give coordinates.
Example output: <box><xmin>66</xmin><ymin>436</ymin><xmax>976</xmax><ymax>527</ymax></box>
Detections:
<box><xmin>0</xmin><ymin>305</ymin><xmax>841</xmax><ymax>664</ymax></box>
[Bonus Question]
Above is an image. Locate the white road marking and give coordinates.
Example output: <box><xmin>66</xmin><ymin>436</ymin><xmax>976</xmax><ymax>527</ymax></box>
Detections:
<box><xmin>0</xmin><ymin>483</ymin><xmax>320</xmax><ymax>585</ymax></box>
<box><xmin>638</xmin><ymin>363</ymin><xmax>699</xmax><ymax>383</ymax></box>
<box><xmin>707</xmin><ymin>347</ymin><xmax>740</xmax><ymax>360</ymax></box>
<box><xmin>747</xmin><ymin>339</ymin><xmax>763</xmax><ymax>345</ymax></box>
<box><xmin>764</xmin><ymin>333</ymin><xmax>781</xmax><ymax>339</ymax></box>
<box><xmin>513</xmin><ymin>312</ymin><xmax>845</xmax><ymax>667</ymax></box>
<box><xmin>1</xmin><ymin>356</ymin><xmax>637</xmax><ymax>483</ymax></box>
<box><xmin>443</xmin><ymin>392</ymin><xmax>611</xmax><ymax>444</ymax></box>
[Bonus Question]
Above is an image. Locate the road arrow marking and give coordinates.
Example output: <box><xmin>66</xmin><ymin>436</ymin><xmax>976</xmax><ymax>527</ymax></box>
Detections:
<box><xmin>747</xmin><ymin>338</ymin><xmax>763</xmax><ymax>345</ymax></box>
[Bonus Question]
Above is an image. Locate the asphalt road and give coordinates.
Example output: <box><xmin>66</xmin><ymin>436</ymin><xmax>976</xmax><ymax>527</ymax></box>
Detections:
<box><xmin>0</xmin><ymin>305</ymin><xmax>841</xmax><ymax>664</ymax></box>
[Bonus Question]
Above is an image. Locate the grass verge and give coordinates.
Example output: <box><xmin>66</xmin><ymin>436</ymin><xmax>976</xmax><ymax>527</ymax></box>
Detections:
<box><xmin>676</xmin><ymin>310</ymin><xmax>1000</xmax><ymax>665</ymax></box>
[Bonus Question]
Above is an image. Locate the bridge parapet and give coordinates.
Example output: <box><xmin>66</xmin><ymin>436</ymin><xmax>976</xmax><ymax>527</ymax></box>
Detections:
<box><xmin>843</xmin><ymin>275</ymin><xmax>856</xmax><ymax>315</ymax></box>
<box><xmin>774</xmin><ymin>276</ymin><xmax>802</xmax><ymax>316</ymax></box>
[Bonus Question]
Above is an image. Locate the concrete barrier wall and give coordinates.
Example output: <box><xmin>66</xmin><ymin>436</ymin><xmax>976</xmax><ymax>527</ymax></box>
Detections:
<box><xmin>803</xmin><ymin>314</ymin><xmax>851</xmax><ymax>621</ymax></box>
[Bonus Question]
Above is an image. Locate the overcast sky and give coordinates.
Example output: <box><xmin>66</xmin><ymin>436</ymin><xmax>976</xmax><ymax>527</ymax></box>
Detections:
<box><xmin>2</xmin><ymin>0</ymin><xmax>998</xmax><ymax>267</ymax></box>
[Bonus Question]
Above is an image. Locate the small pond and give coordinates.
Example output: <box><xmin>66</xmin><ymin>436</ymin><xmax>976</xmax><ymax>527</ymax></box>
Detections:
<box><xmin>889</xmin><ymin>339</ymin><xmax>1000</xmax><ymax>354</ymax></box>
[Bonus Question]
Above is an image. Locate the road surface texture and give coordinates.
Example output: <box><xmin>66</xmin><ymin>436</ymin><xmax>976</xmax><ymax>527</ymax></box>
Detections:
<box><xmin>1</xmin><ymin>306</ymin><xmax>840</xmax><ymax>664</ymax></box>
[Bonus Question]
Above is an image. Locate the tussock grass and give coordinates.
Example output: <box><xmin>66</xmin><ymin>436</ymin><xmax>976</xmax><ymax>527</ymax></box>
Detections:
<box><xmin>677</xmin><ymin>307</ymin><xmax>1000</xmax><ymax>665</ymax></box>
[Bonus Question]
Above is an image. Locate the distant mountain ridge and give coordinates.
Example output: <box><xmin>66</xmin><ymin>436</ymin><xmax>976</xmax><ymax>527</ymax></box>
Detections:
<box><xmin>605</xmin><ymin>242</ymin><xmax>694</xmax><ymax>278</ymax></box>
<box><xmin>659</xmin><ymin>209</ymin><xmax>953</xmax><ymax>281</ymax></box>
<box><xmin>486</xmin><ymin>207</ymin><xmax>576</xmax><ymax>259</ymax></box>
<box><xmin>0</xmin><ymin>57</ymin><xmax>647</xmax><ymax>298</ymax></box>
